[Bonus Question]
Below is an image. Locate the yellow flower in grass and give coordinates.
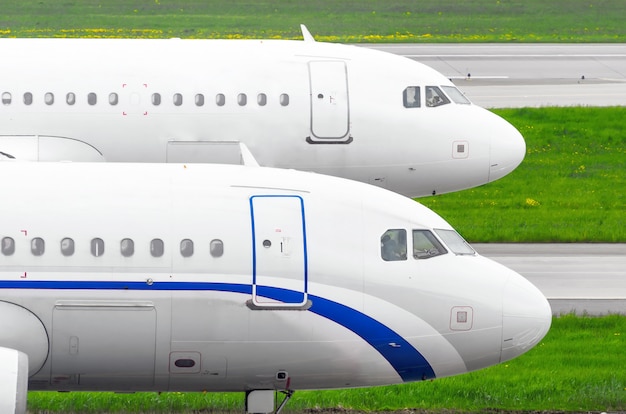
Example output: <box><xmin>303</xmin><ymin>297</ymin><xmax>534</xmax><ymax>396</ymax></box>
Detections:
<box><xmin>525</xmin><ymin>198</ymin><xmax>540</xmax><ymax>207</ymax></box>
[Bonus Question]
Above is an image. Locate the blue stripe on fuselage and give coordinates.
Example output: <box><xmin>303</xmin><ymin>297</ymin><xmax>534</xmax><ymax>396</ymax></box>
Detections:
<box><xmin>0</xmin><ymin>280</ymin><xmax>435</xmax><ymax>381</ymax></box>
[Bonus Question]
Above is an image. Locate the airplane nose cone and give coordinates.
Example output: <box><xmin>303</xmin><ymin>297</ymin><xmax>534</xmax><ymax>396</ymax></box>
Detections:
<box><xmin>488</xmin><ymin>114</ymin><xmax>526</xmax><ymax>183</ymax></box>
<box><xmin>501</xmin><ymin>274</ymin><xmax>552</xmax><ymax>363</ymax></box>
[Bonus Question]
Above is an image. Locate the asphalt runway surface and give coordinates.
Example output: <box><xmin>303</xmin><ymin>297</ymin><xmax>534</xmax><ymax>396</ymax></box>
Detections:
<box><xmin>364</xmin><ymin>43</ymin><xmax>626</xmax><ymax>108</ymax></box>
<box><xmin>475</xmin><ymin>244</ymin><xmax>626</xmax><ymax>316</ymax></box>
<box><xmin>363</xmin><ymin>44</ymin><xmax>626</xmax><ymax>315</ymax></box>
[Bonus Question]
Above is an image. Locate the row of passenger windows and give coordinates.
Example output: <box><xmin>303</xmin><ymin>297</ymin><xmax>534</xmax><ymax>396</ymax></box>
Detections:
<box><xmin>1</xmin><ymin>237</ymin><xmax>224</xmax><ymax>258</ymax></box>
<box><xmin>380</xmin><ymin>228</ymin><xmax>474</xmax><ymax>261</ymax></box>
<box><xmin>402</xmin><ymin>85</ymin><xmax>471</xmax><ymax>108</ymax></box>
<box><xmin>1</xmin><ymin>92</ymin><xmax>290</xmax><ymax>107</ymax></box>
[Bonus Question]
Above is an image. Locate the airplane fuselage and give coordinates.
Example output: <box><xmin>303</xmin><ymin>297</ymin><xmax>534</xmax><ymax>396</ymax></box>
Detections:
<box><xmin>0</xmin><ymin>38</ymin><xmax>525</xmax><ymax>197</ymax></box>
<box><xmin>0</xmin><ymin>162</ymin><xmax>550</xmax><ymax>397</ymax></box>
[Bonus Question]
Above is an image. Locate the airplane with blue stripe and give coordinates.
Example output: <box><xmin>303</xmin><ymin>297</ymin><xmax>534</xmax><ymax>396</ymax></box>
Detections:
<box><xmin>0</xmin><ymin>161</ymin><xmax>551</xmax><ymax>414</ymax></box>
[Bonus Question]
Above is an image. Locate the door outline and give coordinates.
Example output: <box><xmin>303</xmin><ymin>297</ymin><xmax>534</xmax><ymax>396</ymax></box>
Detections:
<box><xmin>249</xmin><ymin>195</ymin><xmax>309</xmax><ymax>308</ymax></box>
<box><xmin>306</xmin><ymin>61</ymin><xmax>352</xmax><ymax>144</ymax></box>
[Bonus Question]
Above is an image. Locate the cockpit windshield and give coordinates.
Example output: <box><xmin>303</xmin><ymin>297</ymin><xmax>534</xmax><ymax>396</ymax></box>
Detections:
<box><xmin>425</xmin><ymin>86</ymin><xmax>450</xmax><ymax>107</ymax></box>
<box><xmin>434</xmin><ymin>229</ymin><xmax>475</xmax><ymax>255</ymax></box>
<box><xmin>380</xmin><ymin>228</ymin><xmax>474</xmax><ymax>262</ymax></box>
<box><xmin>441</xmin><ymin>86</ymin><xmax>471</xmax><ymax>105</ymax></box>
<box><xmin>412</xmin><ymin>230</ymin><xmax>447</xmax><ymax>259</ymax></box>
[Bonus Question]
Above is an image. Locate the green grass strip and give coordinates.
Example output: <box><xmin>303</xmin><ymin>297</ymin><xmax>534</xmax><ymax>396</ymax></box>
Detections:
<box><xmin>419</xmin><ymin>107</ymin><xmax>626</xmax><ymax>243</ymax></box>
<box><xmin>2</xmin><ymin>0</ymin><xmax>625</xmax><ymax>42</ymax></box>
<box><xmin>27</xmin><ymin>314</ymin><xmax>626</xmax><ymax>413</ymax></box>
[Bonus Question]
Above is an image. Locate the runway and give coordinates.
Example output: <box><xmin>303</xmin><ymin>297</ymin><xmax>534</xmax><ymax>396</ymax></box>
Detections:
<box><xmin>364</xmin><ymin>43</ymin><xmax>626</xmax><ymax>107</ymax></box>
<box><xmin>361</xmin><ymin>44</ymin><xmax>626</xmax><ymax>316</ymax></box>
<box><xmin>475</xmin><ymin>244</ymin><xmax>626</xmax><ymax>316</ymax></box>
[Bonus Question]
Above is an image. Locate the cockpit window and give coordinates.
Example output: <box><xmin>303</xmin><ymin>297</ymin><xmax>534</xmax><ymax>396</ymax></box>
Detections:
<box><xmin>413</xmin><ymin>230</ymin><xmax>447</xmax><ymax>259</ymax></box>
<box><xmin>402</xmin><ymin>86</ymin><xmax>420</xmax><ymax>108</ymax></box>
<box><xmin>425</xmin><ymin>86</ymin><xmax>450</xmax><ymax>107</ymax></box>
<box><xmin>435</xmin><ymin>229</ymin><xmax>475</xmax><ymax>255</ymax></box>
<box><xmin>381</xmin><ymin>229</ymin><xmax>407</xmax><ymax>261</ymax></box>
<box><xmin>441</xmin><ymin>86</ymin><xmax>471</xmax><ymax>105</ymax></box>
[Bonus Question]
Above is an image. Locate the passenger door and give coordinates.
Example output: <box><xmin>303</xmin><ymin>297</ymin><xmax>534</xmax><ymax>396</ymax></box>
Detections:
<box><xmin>307</xmin><ymin>61</ymin><xmax>351</xmax><ymax>143</ymax></box>
<box><xmin>249</xmin><ymin>195</ymin><xmax>308</xmax><ymax>308</ymax></box>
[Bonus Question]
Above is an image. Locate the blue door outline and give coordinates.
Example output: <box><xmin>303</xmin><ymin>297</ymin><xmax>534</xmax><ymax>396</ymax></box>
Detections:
<box><xmin>250</xmin><ymin>195</ymin><xmax>308</xmax><ymax>307</ymax></box>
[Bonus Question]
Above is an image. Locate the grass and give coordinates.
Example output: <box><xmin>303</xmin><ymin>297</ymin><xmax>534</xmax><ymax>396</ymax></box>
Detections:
<box><xmin>419</xmin><ymin>107</ymin><xmax>626</xmax><ymax>243</ymax></box>
<box><xmin>1</xmin><ymin>0</ymin><xmax>625</xmax><ymax>42</ymax></box>
<box><xmin>27</xmin><ymin>314</ymin><xmax>626</xmax><ymax>413</ymax></box>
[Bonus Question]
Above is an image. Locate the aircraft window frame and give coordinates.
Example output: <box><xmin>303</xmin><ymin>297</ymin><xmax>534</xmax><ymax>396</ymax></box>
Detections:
<box><xmin>210</xmin><ymin>239</ymin><xmax>224</xmax><ymax>258</ymax></box>
<box><xmin>23</xmin><ymin>92</ymin><xmax>33</xmax><ymax>105</ymax></box>
<box><xmin>66</xmin><ymin>92</ymin><xmax>76</xmax><ymax>106</ymax></box>
<box><xmin>195</xmin><ymin>94</ymin><xmax>204</xmax><ymax>107</ymax></box>
<box><xmin>151</xmin><ymin>238</ymin><xmax>165</xmax><ymax>257</ymax></box>
<box><xmin>45</xmin><ymin>93</ymin><xmax>54</xmax><ymax>105</ymax></box>
<box><xmin>121</xmin><ymin>238</ymin><xmax>134</xmax><ymax>257</ymax></box>
<box><xmin>31</xmin><ymin>237</ymin><xmax>45</xmax><ymax>256</ymax></box>
<box><xmin>1</xmin><ymin>237</ymin><xmax>15</xmax><ymax>256</ymax></box>
<box><xmin>88</xmin><ymin>92</ymin><xmax>97</xmax><ymax>106</ymax></box>
<box><xmin>216</xmin><ymin>94</ymin><xmax>226</xmax><ymax>106</ymax></box>
<box><xmin>180</xmin><ymin>239</ymin><xmax>194</xmax><ymax>257</ymax></box>
<box><xmin>412</xmin><ymin>230</ymin><xmax>447</xmax><ymax>260</ymax></box>
<box><xmin>60</xmin><ymin>237</ymin><xmax>75</xmax><ymax>257</ymax></box>
<box><xmin>279</xmin><ymin>94</ymin><xmax>289</xmax><ymax>106</ymax></box>
<box><xmin>425</xmin><ymin>86</ymin><xmax>450</xmax><ymax>108</ymax></box>
<box><xmin>441</xmin><ymin>86</ymin><xmax>471</xmax><ymax>105</ymax></box>
<box><xmin>402</xmin><ymin>86</ymin><xmax>420</xmax><ymax>108</ymax></box>
<box><xmin>237</xmin><ymin>93</ymin><xmax>247</xmax><ymax>106</ymax></box>
<box><xmin>257</xmin><ymin>93</ymin><xmax>267</xmax><ymax>106</ymax></box>
<box><xmin>2</xmin><ymin>92</ymin><xmax>12</xmax><ymax>105</ymax></box>
<box><xmin>173</xmin><ymin>93</ymin><xmax>183</xmax><ymax>106</ymax></box>
<box><xmin>91</xmin><ymin>238</ymin><xmax>105</xmax><ymax>257</ymax></box>
<box><xmin>152</xmin><ymin>93</ymin><xmax>161</xmax><ymax>106</ymax></box>
<box><xmin>434</xmin><ymin>229</ymin><xmax>475</xmax><ymax>255</ymax></box>
<box><xmin>109</xmin><ymin>93</ymin><xmax>119</xmax><ymax>106</ymax></box>
<box><xmin>381</xmin><ymin>229</ymin><xmax>407</xmax><ymax>262</ymax></box>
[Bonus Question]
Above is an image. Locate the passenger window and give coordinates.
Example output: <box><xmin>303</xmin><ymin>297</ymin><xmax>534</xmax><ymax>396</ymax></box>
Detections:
<box><xmin>120</xmin><ymin>238</ymin><xmax>134</xmax><ymax>257</ymax></box>
<box><xmin>441</xmin><ymin>86</ymin><xmax>471</xmax><ymax>105</ymax></box>
<box><xmin>425</xmin><ymin>86</ymin><xmax>450</xmax><ymax>107</ymax></box>
<box><xmin>91</xmin><ymin>238</ymin><xmax>104</xmax><ymax>257</ymax></box>
<box><xmin>279</xmin><ymin>94</ymin><xmax>289</xmax><ymax>106</ymax></box>
<box><xmin>66</xmin><ymin>92</ymin><xmax>76</xmax><ymax>105</ymax></box>
<box><xmin>380</xmin><ymin>229</ymin><xmax>407</xmax><ymax>261</ymax></box>
<box><xmin>435</xmin><ymin>229</ymin><xmax>475</xmax><ymax>255</ymax></box>
<box><xmin>151</xmin><ymin>238</ymin><xmax>164</xmax><ymax>257</ymax></box>
<box><xmin>210</xmin><ymin>239</ymin><xmax>223</xmax><ymax>258</ymax></box>
<box><xmin>2</xmin><ymin>92</ymin><xmax>12</xmax><ymax>105</ymax></box>
<box><xmin>216</xmin><ymin>94</ymin><xmax>225</xmax><ymax>106</ymax></box>
<box><xmin>412</xmin><ymin>230</ymin><xmax>447</xmax><ymax>259</ymax></box>
<box><xmin>180</xmin><ymin>239</ymin><xmax>194</xmax><ymax>257</ymax></box>
<box><xmin>88</xmin><ymin>93</ymin><xmax>97</xmax><ymax>105</ymax></box>
<box><xmin>195</xmin><ymin>94</ymin><xmax>204</xmax><ymax>106</ymax></box>
<box><xmin>45</xmin><ymin>93</ymin><xmax>54</xmax><ymax>105</ymax></box>
<box><xmin>257</xmin><ymin>93</ymin><xmax>267</xmax><ymax>106</ymax></box>
<box><xmin>31</xmin><ymin>237</ymin><xmax>45</xmax><ymax>256</ymax></box>
<box><xmin>1</xmin><ymin>237</ymin><xmax>15</xmax><ymax>256</ymax></box>
<box><xmin>237</xmin><ymin>93</ymin><xmax>247</xmax><ymax>106</ymax></box>
<box><xmin>60</xmin><ymin>238</ymin><xmax>75</xmax><ymax>256</ymax></box>
<box><xmin>23</xmin><ymin>93</ymin><xmax>33</xmax><ymax>105</ymax></box>
<box><xmin>109</xmin><ymin>93</ymin><xmax>119</xmax><ymax>105</ymax></box>
<box><xmin>173</xmin><ymin>93</ymin><xmax>183</xmax><ymax>106</ymax></box>
<box><xmin>402</xmin><ymin>86</ymin><xmax>420</xmax><ymax>108</ymax></box>
<box><xmin>152</xmin><ymin>93</ymin><xmax>161</xmax><ymax>106</ymax></box>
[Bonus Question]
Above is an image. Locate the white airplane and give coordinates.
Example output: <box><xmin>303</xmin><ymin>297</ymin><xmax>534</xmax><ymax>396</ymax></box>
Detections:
<box><xmin>0</xmin><ymin>26</ymin><xmax>525</xmax><ymax>197</ymax></box>
<box><xmin>0</xmin><ymin>161</ymin><xmax>551</xmax><ymax>414</ymax></box>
